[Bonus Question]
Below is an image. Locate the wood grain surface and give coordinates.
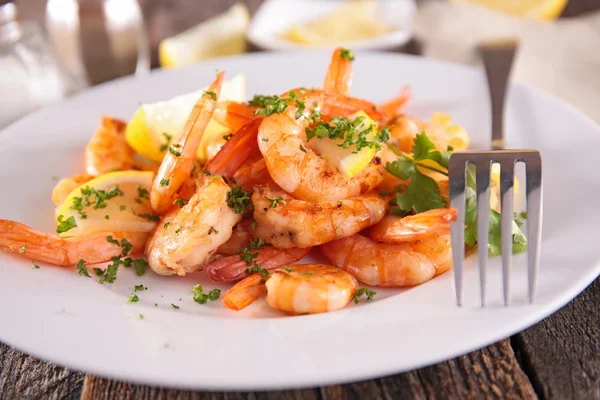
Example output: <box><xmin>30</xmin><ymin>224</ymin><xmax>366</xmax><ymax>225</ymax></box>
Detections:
<box><xmin>2</xmin><ymin>1</ymin><xmax>600</xmax><ymax>399</ymax></box>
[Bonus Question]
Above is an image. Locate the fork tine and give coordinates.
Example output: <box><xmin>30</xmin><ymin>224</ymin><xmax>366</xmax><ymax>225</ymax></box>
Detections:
<box><xmin>449</xmin><ymin>155</ymin><xmax>467</xmax><ymax>306</ymax></box>
<box><xmin>476</xmin><ymin>160</ymin><xmax>491</xmax><ymax>307</ymax></box>
<box><xmin>499</xmin><ymin>160</ymin><xmax>515</xmax><ymax>306</ymax></box>
<box><xmin>525</xmin><ymin>152</ymin><xmax>543</xmax><ymax>303</ymax></box>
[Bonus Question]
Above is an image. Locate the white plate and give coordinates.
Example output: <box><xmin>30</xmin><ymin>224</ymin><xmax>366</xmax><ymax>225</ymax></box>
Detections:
<box><xmin>0</xmin><ymin>51</ymin><xmax>599</xmax><ymax>391</ymax></box>
<box><xmin>247</xmin><ymin>0</ymin><xmax>415</xmax><ymax>51</ymax></box>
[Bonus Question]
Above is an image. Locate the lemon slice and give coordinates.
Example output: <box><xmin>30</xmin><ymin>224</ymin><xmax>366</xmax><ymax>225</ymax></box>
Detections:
<box><xmin>452</xmin><ymin>0</ymin><xmax>568</xmax><ymax>19</ymax></box>
<box><xmin>125</xmin><ymin>74</ymin><xmax>247</xmax><ymax>164</ymax></box>
<box><xmin>281</xmin><ymin>0</ymin><xmax>393</xmax><ymax>45</ymax></box>
<box><xmin>309</xmin><ymin>111</ymin><xmax>379</xmax><ymax>178</ymax></box>
<box><xmin>55</xmin><ymin>171</ymin><xmax>156</xmax><ymax>237</ymax></box>
<box><xmin>159</xmin><ymin>3</ymin><xmax>250</xmax><ymax>68</ymax></box>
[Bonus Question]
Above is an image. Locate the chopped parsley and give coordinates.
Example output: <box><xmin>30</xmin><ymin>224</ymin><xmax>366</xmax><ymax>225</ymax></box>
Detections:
<box><xmin>19</xmin><ymin>244</ymin><xmax>27</xmax><ymax>254</ymax></box>
<box><xmin>191</xmin><ymin>284</ymin><xmax>221</xmax><ymax>304</ymax></box>
<box><xmin>223</xmin><ymin>133</ymin><xmax>233</xmax><ymax>141</ymax></box>
<box><xmin>93</xmin><ymin>268</ymin><xmax>104</xmax><ymax>277</ymax></box>
<box><xmin>105</xmin><ymin>215</ymin><xmax>110</xmax><ymax>220</ymax></box>
<box><xmin>226</xmin><ymin>186</ymin><xmax>253</xmax><ymax>214</ymax></box>
<box><xmin>204</xmin><ymin>90</ymin><xmax>217</xmax><ymax>100</ymax></box>
<box><xmin>134</xmin><ymin>284</ymin><xmax>146</xmax><ymax>292</ymax></box>
<box><xmin>168</xmin><ymin>145</ymin><xmax>181</xmax><ymax>157</ymax></box>
<box><xmin>265</xmin><ymin>196</ymin><xmax>286</xmax><ymax>208</ymax></box>
<box><xmin>138</xmin><ymin>314</ymin><xmax>144</xmax><ymax>319</ymax></box>
<box><xmin>353</xmin><ymin>288</ymin><xmax>376</xmax><ymax>303</ymax></box>
<box><xmin>340</xmin><ymin>48</ymin><xmax>355</xmax><ymax>61</ymax></box>
<box><xmin>237</xmin><ymin>237</ymin><xmax>267</xmax><ymax>265</ymax></box>
<box><xmin>137</xmin><ymin>186</ymin><xmax>149</xmax><ymax>200</ymax></box>
<box><xmin>133</xmin><ymin>259</ymin><xmax>148</xmax><ymax>276</ymax></box>
<box><xmin>128</xmin><ymin>293</ymin><xmax>139</xmax><ymax>303</ymax></box>
<box><xmin>208</xmin><ymin>226</ymin><xmax>219</xmax><ymax>235</ymax></box>
<box><xmin>306</xmin><ymin>116</ymin><xmax>386</xmax><ymax>153</ymax></box>
<box><xmin>163</xmin><ymin>222</ymin><xmax>171</xmax><ymax>229</ymax></box>
<box><xmin>138</xmin><ymin>213</ymin><xmax>160</xmax><ymax>222</ymax></box>
<box><xmin>75</xmin><ymin>259</ymin><xmax>90</xmax><ymax>277</ymax></box>
<box><xmin>247</xmin><ymin>93</ymin><xmax>306</xmax><ymax>119</ymax></box>
<box><xmin>160</xmin><ymin>132</ymin><xmax>172</xmax><ymax>152</ymax></box>
<box><xmin>171</xmin><ymin>304</ymin><xmax>180</xmax><ymax>310</ymax></box>
<box><xmin>245</xmin><ymin>265</ymin><xmax>270</xmax><ymax>277</ymax></box>
<box><xmin>56</xmin><ymin>215</ymin><xmax>77</xmax><ymax>234</ymax></box>
<box><xmin>261</xmin><ymin>138</ymin><xmax>269</xmax><ymax>142</ymax></box>
<box><xmin>284</xmin><ymin>266</ymin><xmax>294</xmax><ymax>273</ymax></box>
<box><xmin>31</xmin><ymin>261</ymin><xmax>40</xmax><ymax>269</ymax></box>
<box><xmin>520</xmin><ymin>211</ymin><xmax>527</xmax><ymax>219</ymax></box>
<box><xmin>160</xmin><ymin>178</ymin><xmax>170</xmax><ymax>187</ymax></box>
<box><xmin>173</xmin><ymin>198</ymin><xmax>187</xmax><ymax>208</ymax></box>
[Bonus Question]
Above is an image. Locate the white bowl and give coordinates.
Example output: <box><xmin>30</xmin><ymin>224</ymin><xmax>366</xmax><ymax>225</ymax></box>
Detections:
<box><xmin>247</xmin><ymin>0</ymin><xmax>416</xmax><ymax>51</ymax></box>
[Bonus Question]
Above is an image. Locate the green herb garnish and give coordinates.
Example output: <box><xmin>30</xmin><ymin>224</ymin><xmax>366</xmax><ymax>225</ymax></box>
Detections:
<box><xmin>340</xmin><ymin>48</ymin><xmax>355</xmax><ymax>61</ymax></box>
<box><xmin>128</xmin><ymin>293</ymin><xmax>139</xmax><ymax>303</ymax></box>
<box><xmin>76</xmin><ymin>259</ymin><xmax>90</xmax><ymax>277</ymax></box>
<box><xmin>265</xmin><ymin>196</ymin><xmax>286</xmax><ymax>208</ymax></box>
<box><xmin>353</xmin><ymin>288</ymin><xmax>376</xmax><ymax>303</ymax></box>
<box><xmin>191</xmin><ymin>284</ymin><xmax>221</xmax><ymax>304</ymax></box>
<box><xmin>56</xmin><ymin>215</ymin><xmax>77</xmax><ymax>234</ymax></box>
<box><xmin>226</xmin><ymin>186</ymin><xmax>253</xmax><ymax>214</ymax></box>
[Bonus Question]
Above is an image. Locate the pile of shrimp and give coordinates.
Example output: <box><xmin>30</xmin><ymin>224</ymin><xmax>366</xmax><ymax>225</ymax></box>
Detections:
<box><xmin>0</xmin><ymin>48</ymin><xmax>469</xmax><ymax>316</ymax></box>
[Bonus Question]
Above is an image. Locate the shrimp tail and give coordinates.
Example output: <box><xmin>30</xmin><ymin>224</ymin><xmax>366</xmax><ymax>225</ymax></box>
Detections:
<box><xmin>0</xmin><ymin>220</ymin><xmax>69</xmax><ymax>265</ymax></box>
<box><xmin>324</xmin><ymin>47</ymin><xmax>353</xmax><ymax>95</ymax></box>
<box><xmin>205</xmin><ymin>118</ymin><xmax>261</xmax><ymax>177</ymax></box>
<box><xmin>205</xmin><ymin>246</ymin><xmax>310</xmax><ymax>282</ymax></box>
<box><xmin>0</xmin><ymin>220</ymin><xmax>147</xmax><ymax>266</ymax></box>
<box><xmin>379</xmin><ymin>85</ymin><xmax>412</xmax><ymax>118</ymax></box>
<box><xmin>222</xmin><ymin>274</ymin><xmax>267</xmax><ymax>311</ymax></box>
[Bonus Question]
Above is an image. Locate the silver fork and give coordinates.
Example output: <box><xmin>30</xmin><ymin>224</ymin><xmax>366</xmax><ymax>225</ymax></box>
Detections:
<box><xmin>448</xmin><ymin>39</ymin><xmax>543</xmax><ymax>307</ymax></box>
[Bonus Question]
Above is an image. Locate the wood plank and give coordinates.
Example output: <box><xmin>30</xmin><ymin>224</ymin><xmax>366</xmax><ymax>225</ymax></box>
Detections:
<box><xmin>513</xmin><ymin>277</ymin><xmax>600</xmax><ymax>399</ymax></box>
<box><xmin>81</xmin><ymin>377</ymin><xmax>320</xmax><ymax>400</ymax></box>
<box><xmin>81</xmin><ymin>339</ymin><xmax>535</xmax><ymax>400</ymax></box>
<box><xmin>321</xmin><ymin>339</ymin><xmax>536</xmax><ymax>400</ymax></box>
<box><xmin>0</xmin><ymin>342</ymin><xmax>83</xmax><ymax>399</ymax></box>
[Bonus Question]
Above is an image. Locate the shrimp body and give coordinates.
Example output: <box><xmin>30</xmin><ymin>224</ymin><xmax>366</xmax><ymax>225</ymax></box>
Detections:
<box><xmin>232</xmin><ymin>158</ymin><xmax>272</xmax><ymax>190</ymax></box>
<box><xmin>258</xmin><ymin>113</ymin><xmax>384</xmax><ymax>202</ymax></box>
<box><xmin>85</xmin><ymin>117</ymin><xmax>134</xmax><ymax>176</ymax></box>
<box><xmin>0</xmin><ymin>220</ymin><xmax>147</xmax><ymax>266</ymax></box>
<box><xmin>205</xmin><ymin>246</ymin><xmax>310</xmax><ymax>282</ymax></box>
<box><xmin>320</xmin><ymin>234</ymin><xmax>452</xmax><ymax>287</ymax></box>
<box><xmin>204</xmin><ymin>118</ymin><xmax>260</xmax><ymax>177</ymax></box>
<box><xmin>223</xmin><ymin>264</ymin><xmax>358</xmax><ymax>314</ymax></box>
<box><xmin>145</xmin><ymin>175</ymin><xmax>241</xmax><ymax>276</ymax></box>
<box><xmin>252</xmin><ymin>186</ymin><xmax>386</xmax><ymax>248</ymax></box>
<box><xmin>368</xmin><ymin>209</ymin><xmax>457</xmax><ymax>243</ymax></box>
<box><xmin>213</xmin><ymin>100</ymin><xmax>258</xmax><ymax>132</ymax></box>
<box><xmin>151</xmin><ymin>72</ymin><xmax>224</xmax><ymax>214</ymax></box>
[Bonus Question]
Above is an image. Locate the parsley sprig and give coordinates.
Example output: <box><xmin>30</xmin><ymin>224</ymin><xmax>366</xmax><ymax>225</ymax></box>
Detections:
<box><xmin>385</xmin><ymin>131</ymin><xmax>528</xmax><ymax>256</ymax></box>
<box><xmin>353</xmin><ymin>288</ymin><xmax>377</xmax><ymax>304</ymax></box>
<box><xmin>247</xmin><ymin>92</ymin><xmax>306</xmax><ymax>119</ymax></box>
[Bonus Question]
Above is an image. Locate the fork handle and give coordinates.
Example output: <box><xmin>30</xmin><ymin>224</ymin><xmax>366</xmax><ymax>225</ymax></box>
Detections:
<box><xmin>479</xmin><ymin>39</ymin><xmax>518</xmax><ymax>150</ymax></box>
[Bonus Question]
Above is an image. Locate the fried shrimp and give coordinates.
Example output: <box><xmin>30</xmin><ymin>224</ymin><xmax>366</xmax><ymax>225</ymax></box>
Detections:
<box><xmin>222</xmin><ymin>264</ymin><xmax>358</xmax><ymax>314</ymax></box>
<box><xmin>0</xmin><ymin>220</ymin><xmax>147</xmax><ymax>266</ymax></box>
<box><xmin>145</xmin><ymin>174</ymin><xmax>241</xmax><ymax>276</ymax></box>
<box><xmin>320</xmin><ymin>233</ymin><xmax>452</xmax><ymax>287</ymax></box>
<box><xmin>258</xmin><ymin>113</ymin><xmax>384</xmax><ymax>202</ymax></box>
<box><xmin>252</xmin><ymin>186</ymin><xmax>387</xmax><ymax>248</ymax></box>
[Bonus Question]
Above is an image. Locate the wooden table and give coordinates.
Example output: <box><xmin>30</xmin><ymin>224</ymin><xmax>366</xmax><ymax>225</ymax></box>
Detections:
<box><xmin>3</xmin><ymin>1</ymin><xmax>600</xmax><ymax>398</ymax></box>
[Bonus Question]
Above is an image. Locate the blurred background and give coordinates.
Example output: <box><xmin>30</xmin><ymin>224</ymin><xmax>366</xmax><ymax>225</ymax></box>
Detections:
<box><xmin>2</xmin><ymin>0</ymin><xmax>599</xmax><ymax>128</ymax></box>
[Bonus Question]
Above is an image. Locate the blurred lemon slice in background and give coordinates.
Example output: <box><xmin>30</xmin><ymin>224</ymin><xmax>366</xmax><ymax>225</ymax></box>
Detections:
<box><xmin>159</xmin><ymin>3</ymin><xmax>250</xmax><ymax>68</ymax></box>
<box><xmin>310</xmin><ymin>111</ymin><xmax>379</xmax><ymax>179</ymax></box>
<box><xmin>281</xmin><ymin>0</ymin><xmax>393</xmax><ymax>45</ymax></box>
<box><xmin>55</xmin><ymin>171</ymin><xmax>156</xmax><ymax>237</ymax></box>
<box><xmin>452</xmin><ymin>0</ymin><xmax>568</xmax><ymax>19</ymax></box>
<box><xmin>125</xmin><ymin>74</ymin><xmax>247</xmax><ymax>164</ymax></box>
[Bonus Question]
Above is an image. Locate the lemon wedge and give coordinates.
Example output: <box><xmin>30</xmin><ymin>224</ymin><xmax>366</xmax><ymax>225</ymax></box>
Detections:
<box><xmin>159</xmin><ymin>3</ymin><xmax>250</xmax><ymax>68</ymax></box>
<box><xmin>55</xmin><ymin>171</ymin><xmax>157</xmax><ymax>237</ymax></box>
<box><xmin>125</xmin><ymin>74</ymin><xmax>247</xmax><ymax>164</ymax></box>
<box><xmin>310</xmin><ymin>111</ymin><xmax>379</xmax><ymax>178</ymax></box>
<box><xmin>452</xmin><ymin>0</ymin><xmax>568</xmax><ymax>19</ymax></box>
<box><xmin>281</xmin><ymin>0</ymin><xmax>393</xmax><ymax>45</ymax></box>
